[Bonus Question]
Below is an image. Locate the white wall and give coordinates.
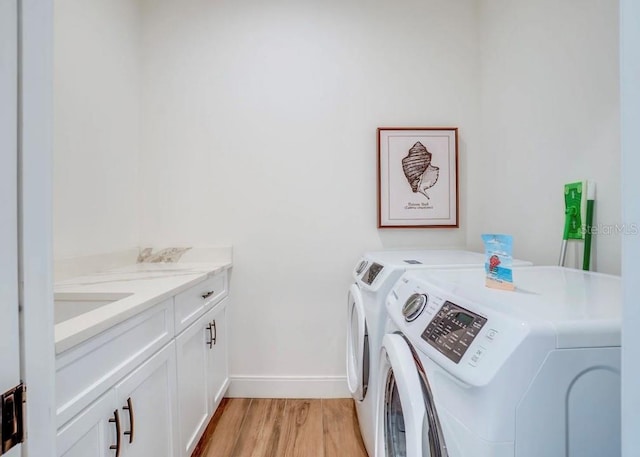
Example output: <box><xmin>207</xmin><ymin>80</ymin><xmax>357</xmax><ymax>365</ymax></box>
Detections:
<box><xmin>53</xmin><ymin>0</ymin><xmax>141</xmax><ymax>261</ymax></box>
<box><xmin>139</xmin><ymin>0</ymin><xmax>480</xmax><ymax>391</ymax></box>
<box><xmin>470</xmin><ymin>0</ymin><xmax>620</xmax><ymax>274</ymax></box>
<box><xmin>620</xmin><ymin>0</ymin><xmax>640</xmax><ymax>454</ymax></box>
<box><xmin>52</xmin><ymin>0</ymin><xmax>621</xmax><ymax>396</ymax></box>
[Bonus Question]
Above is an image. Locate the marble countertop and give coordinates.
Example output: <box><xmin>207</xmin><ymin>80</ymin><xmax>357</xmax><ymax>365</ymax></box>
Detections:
<box><xmin>54</xmin><ymin>261</ymin><xmax>231</xmax><ymax>354</ymax></box>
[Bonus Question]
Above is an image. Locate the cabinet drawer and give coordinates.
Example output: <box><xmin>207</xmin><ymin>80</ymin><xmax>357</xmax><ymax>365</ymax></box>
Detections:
<box><xmin>55</xmin><ymin>298</ymin><xmax>174</xmax><ymax>428</ymax></box>
<box><xmin>174</xmin><ymin>270</ymin><xmax>227</xmax><ymax>334</ymax></box>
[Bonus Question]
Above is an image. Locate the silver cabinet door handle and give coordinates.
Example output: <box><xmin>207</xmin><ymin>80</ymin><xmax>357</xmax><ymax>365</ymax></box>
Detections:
<box><xmin>122</xmin><ymin>397</ymin><xmax>134</xmax><ymax>444</ymax></box>
<box><xmin>108</xmin><ymin>409</ymin><xmax>122</xmax><ymax>457</ymax></box>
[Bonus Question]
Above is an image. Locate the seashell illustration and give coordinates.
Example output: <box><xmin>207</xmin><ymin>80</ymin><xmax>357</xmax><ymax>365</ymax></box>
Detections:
<box><xmin>418</xmin><ymin>164</ymin><xmax>439</xmax><ymax>199</ymax></box>
<box><xmin>401</xmin><ymin>142</ymin><xmax>439</xmax><ymax>199</ymax></box>
<box><xmin>402</xmin><ymin>142</ymin><xmax>431</xmax><ymax>192</ymax></box>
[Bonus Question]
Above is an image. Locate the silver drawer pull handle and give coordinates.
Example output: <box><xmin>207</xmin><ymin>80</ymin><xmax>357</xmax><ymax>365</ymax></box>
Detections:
<box><xmin>122</xmin><ymin>397</ymin><xmax>134</xmax><ymax>444</ymax></box>
<box><xmin>206</xmin><ymin>323</ymin><xmax>214</xmax><ymax>349</ymax></box>
<box><xmin>201</xmin><ymin>291</ymin><xmax>215</xmax><ymax>299</ymax></box>
<box><xmin>108</xmin><ymin>409</ymin><xmax>121</xmax><ymax>457</ymax></box>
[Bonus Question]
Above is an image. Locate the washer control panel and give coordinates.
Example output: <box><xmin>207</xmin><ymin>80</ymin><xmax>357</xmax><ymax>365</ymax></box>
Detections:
<box><xmin>362</xmin><ymin>262</ymin><xmax>384</xmax><ymax>285</ymax></box>
<box><xmin>421</xmin><ymin>301</ymin><xmax>487</xmax><ymax>364</ymax></box>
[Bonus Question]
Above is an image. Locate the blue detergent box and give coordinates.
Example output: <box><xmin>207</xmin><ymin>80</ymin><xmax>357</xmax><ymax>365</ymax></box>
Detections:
<box><xmin>481</xmin><ymin>234</ymin><xmax>515</xmax><ymax>291</ymax></box>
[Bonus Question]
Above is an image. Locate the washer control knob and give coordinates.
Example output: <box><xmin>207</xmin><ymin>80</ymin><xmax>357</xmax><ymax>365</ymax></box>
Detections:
<box><xmin>355</xmin><ymin>260</ymin><xmax>368</xmax><ymax>275</ymax></box>
<box><xmin>402</xmin><ymin>293</ymin><xmax>428</xmax><ymax>322</ymax></box>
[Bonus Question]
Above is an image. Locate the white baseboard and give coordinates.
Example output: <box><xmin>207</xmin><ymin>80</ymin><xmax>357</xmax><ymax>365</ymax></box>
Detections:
<box><xmin>227</xmin><ymin>375</ymin><xmax>350</xmax><ymax>399</ymax></box>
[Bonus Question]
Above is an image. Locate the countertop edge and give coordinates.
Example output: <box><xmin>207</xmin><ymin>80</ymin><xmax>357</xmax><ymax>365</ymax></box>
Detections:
<box><xmin>54</xmin><ymin>262</ymin><xmax>232</xmax><ymax>354</ymax></box>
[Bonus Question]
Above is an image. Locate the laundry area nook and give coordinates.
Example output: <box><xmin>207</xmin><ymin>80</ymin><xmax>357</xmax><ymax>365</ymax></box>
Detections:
<box><xmin>2</xmin><ymin>0</ymin><xmax>640</xmax><ymax>456</ymax></box>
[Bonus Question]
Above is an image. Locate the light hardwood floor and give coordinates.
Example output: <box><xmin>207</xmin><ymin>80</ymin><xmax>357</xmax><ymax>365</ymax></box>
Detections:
<box><xmin>193</xmin><ymin>398</ymin><xmax>369</xmax><ymax>457</ymax></box>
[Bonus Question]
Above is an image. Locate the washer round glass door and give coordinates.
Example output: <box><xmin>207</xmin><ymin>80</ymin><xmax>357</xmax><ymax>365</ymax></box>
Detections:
<box><xmin>347</xmin><ymin>284</ymin><xmax>368</xmax><ymax>401</ymax></box>
<box><xmin>378</xmin><ymin>334</ymin><xmax>426</xmax><ymax>457</ymax></box>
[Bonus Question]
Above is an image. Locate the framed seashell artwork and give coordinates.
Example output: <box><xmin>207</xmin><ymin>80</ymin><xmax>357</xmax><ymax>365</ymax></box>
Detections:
<box><xmin>377</xmin><ymin>127</ymin><xmax>458</xmax><ymax>228</ymax></box>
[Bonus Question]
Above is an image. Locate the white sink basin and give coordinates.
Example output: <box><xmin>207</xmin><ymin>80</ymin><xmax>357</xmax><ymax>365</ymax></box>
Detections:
<box><xmin>54</xmin><ymin>292</ymin><xmax>133</xmax><ymax>324</ymax></box>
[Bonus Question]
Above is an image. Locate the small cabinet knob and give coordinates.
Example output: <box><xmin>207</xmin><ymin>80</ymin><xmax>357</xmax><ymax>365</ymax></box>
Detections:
<box><xmin>201</xmin><ymin>291</ymin><xmax>215</xmax><ymax>299</ymax></box>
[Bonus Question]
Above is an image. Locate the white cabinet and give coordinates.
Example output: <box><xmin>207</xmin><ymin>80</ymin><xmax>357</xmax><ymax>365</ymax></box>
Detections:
<box><xmin>174</xmin><ymin>271</ymin><xmax>228</xmax><ymax>334</ymax></box>
<box><xmin>56</xmin><ymin>298</ymin><xmax>175</xmax><ymax>427</ymax></box>
<box><xmin>57</xmin><ymin>343</ymin><xmax>177</xmax><ymax>457</ymax></box>
<box><xmin>175</xmin><ymin>309</ymin><xmax>210</xmax><ymax>457</ymax></box>
<box><xmin>115</xmin><ymin>342</ymin><xmax>178</xmax><ymax>457</ymax></box>
<box><xmin>206</xmin><ymin>302</ymin><xmax>228</xmax><ymax>414</ymax></box>
<box><xmin>176</xmin><ymin>297</ymin><xmax>230</xmax><ymax>457</ymax></box>
<box><xmin>56</xmin><ymin>269</ymin><xmax>231</xmax><ymax>457</ymax></box>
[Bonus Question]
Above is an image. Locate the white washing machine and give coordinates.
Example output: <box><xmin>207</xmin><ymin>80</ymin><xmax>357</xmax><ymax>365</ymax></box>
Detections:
<box><xmin>378</xmin><ymin>266</ymin><xmax>621</xmax><ymax>457</ymax></box>
<box><xmin>346</xmin><ymin>250</ymin><xmax>531</xmax><ymax>457</ymax></box>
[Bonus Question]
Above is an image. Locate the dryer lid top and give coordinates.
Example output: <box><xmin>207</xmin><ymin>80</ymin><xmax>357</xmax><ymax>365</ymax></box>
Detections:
<box><xmin>363</xmin><ymin>249</ymin><xmax>532</xmax><ymax>269</ymax></box>
<box><xmin>404</xmin><ymin>266</ymin><xmax>621</xmax><ymax>347</ymax></box>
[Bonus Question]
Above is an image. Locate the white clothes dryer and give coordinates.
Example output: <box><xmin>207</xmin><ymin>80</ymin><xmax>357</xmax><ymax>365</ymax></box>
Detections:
<box><xmin>378</xmin><ymin>266</ymin><xmax>621</xmax><ymax>457</ymax></box>
<box><xmin>346</xmin><ymin>250</ymin><xmax>531</xmax><ymax>457</ymax></box>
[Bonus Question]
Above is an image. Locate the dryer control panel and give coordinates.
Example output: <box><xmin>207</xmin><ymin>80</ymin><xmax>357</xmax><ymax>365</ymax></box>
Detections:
<box><xmin>421</xmin><ymin>301</ymin><xmax>487</xmax><ymax>363</ymax></box>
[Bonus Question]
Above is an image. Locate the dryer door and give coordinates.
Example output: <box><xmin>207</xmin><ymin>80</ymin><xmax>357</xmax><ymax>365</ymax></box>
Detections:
<box><xmin>378</xmin><ymin>333</ymin><xmax>447</xmax><ymax>457</ymax></box>
<box><xmin>347</xmin><ymin>284</ymin><xmax>369</xmax><ymax>401</ymax></box>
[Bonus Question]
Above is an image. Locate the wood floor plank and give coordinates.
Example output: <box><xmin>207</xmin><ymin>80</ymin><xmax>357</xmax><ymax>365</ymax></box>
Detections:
<box><xmin>230</xmin><ymin>398</ymin><xmax>286</xmax><ymax>457</ymax></box>
<box><xmin>197</xmin><ymin>398</ymin><xmax>368</xmax><ymax>457</ymax></box>
<box><xmin>193</xmin><ymin>398</ymin><xmax>232</xmax><ymax>457</ymax></box>
<box><xmin>275</xmin><ymin>399</ymin><xmax>324</xmax><ymax>457</ymax></box>
<box><xmin>323</xmin><ymin>399</ymin><xmax>368</xmax><ymax>457</ymax></box>
<box><xmin>203</xmin><ymin>398</ymin><xmax>252</xmax><ymax>457</ymax></box>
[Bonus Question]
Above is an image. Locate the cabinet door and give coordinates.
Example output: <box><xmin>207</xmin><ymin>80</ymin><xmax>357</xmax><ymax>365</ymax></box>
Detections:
<box><xmin>57</xmin><ymin>390</ymin><xmax>118</xmax><ymax>457</ymax></box>
<box><xmin>175</xmin><ymin>315</ymin><xmax>210</xmax><ymax>457</ymax></box>
<box><xmin>207</xmin><ymin>299</ymin><xmax>229</xmax><ymax>414</ymax></box>
<box><xmin>115</xmin><ymin>343</ymin><xmax>178</xmax><ymax>457</ymax></box>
